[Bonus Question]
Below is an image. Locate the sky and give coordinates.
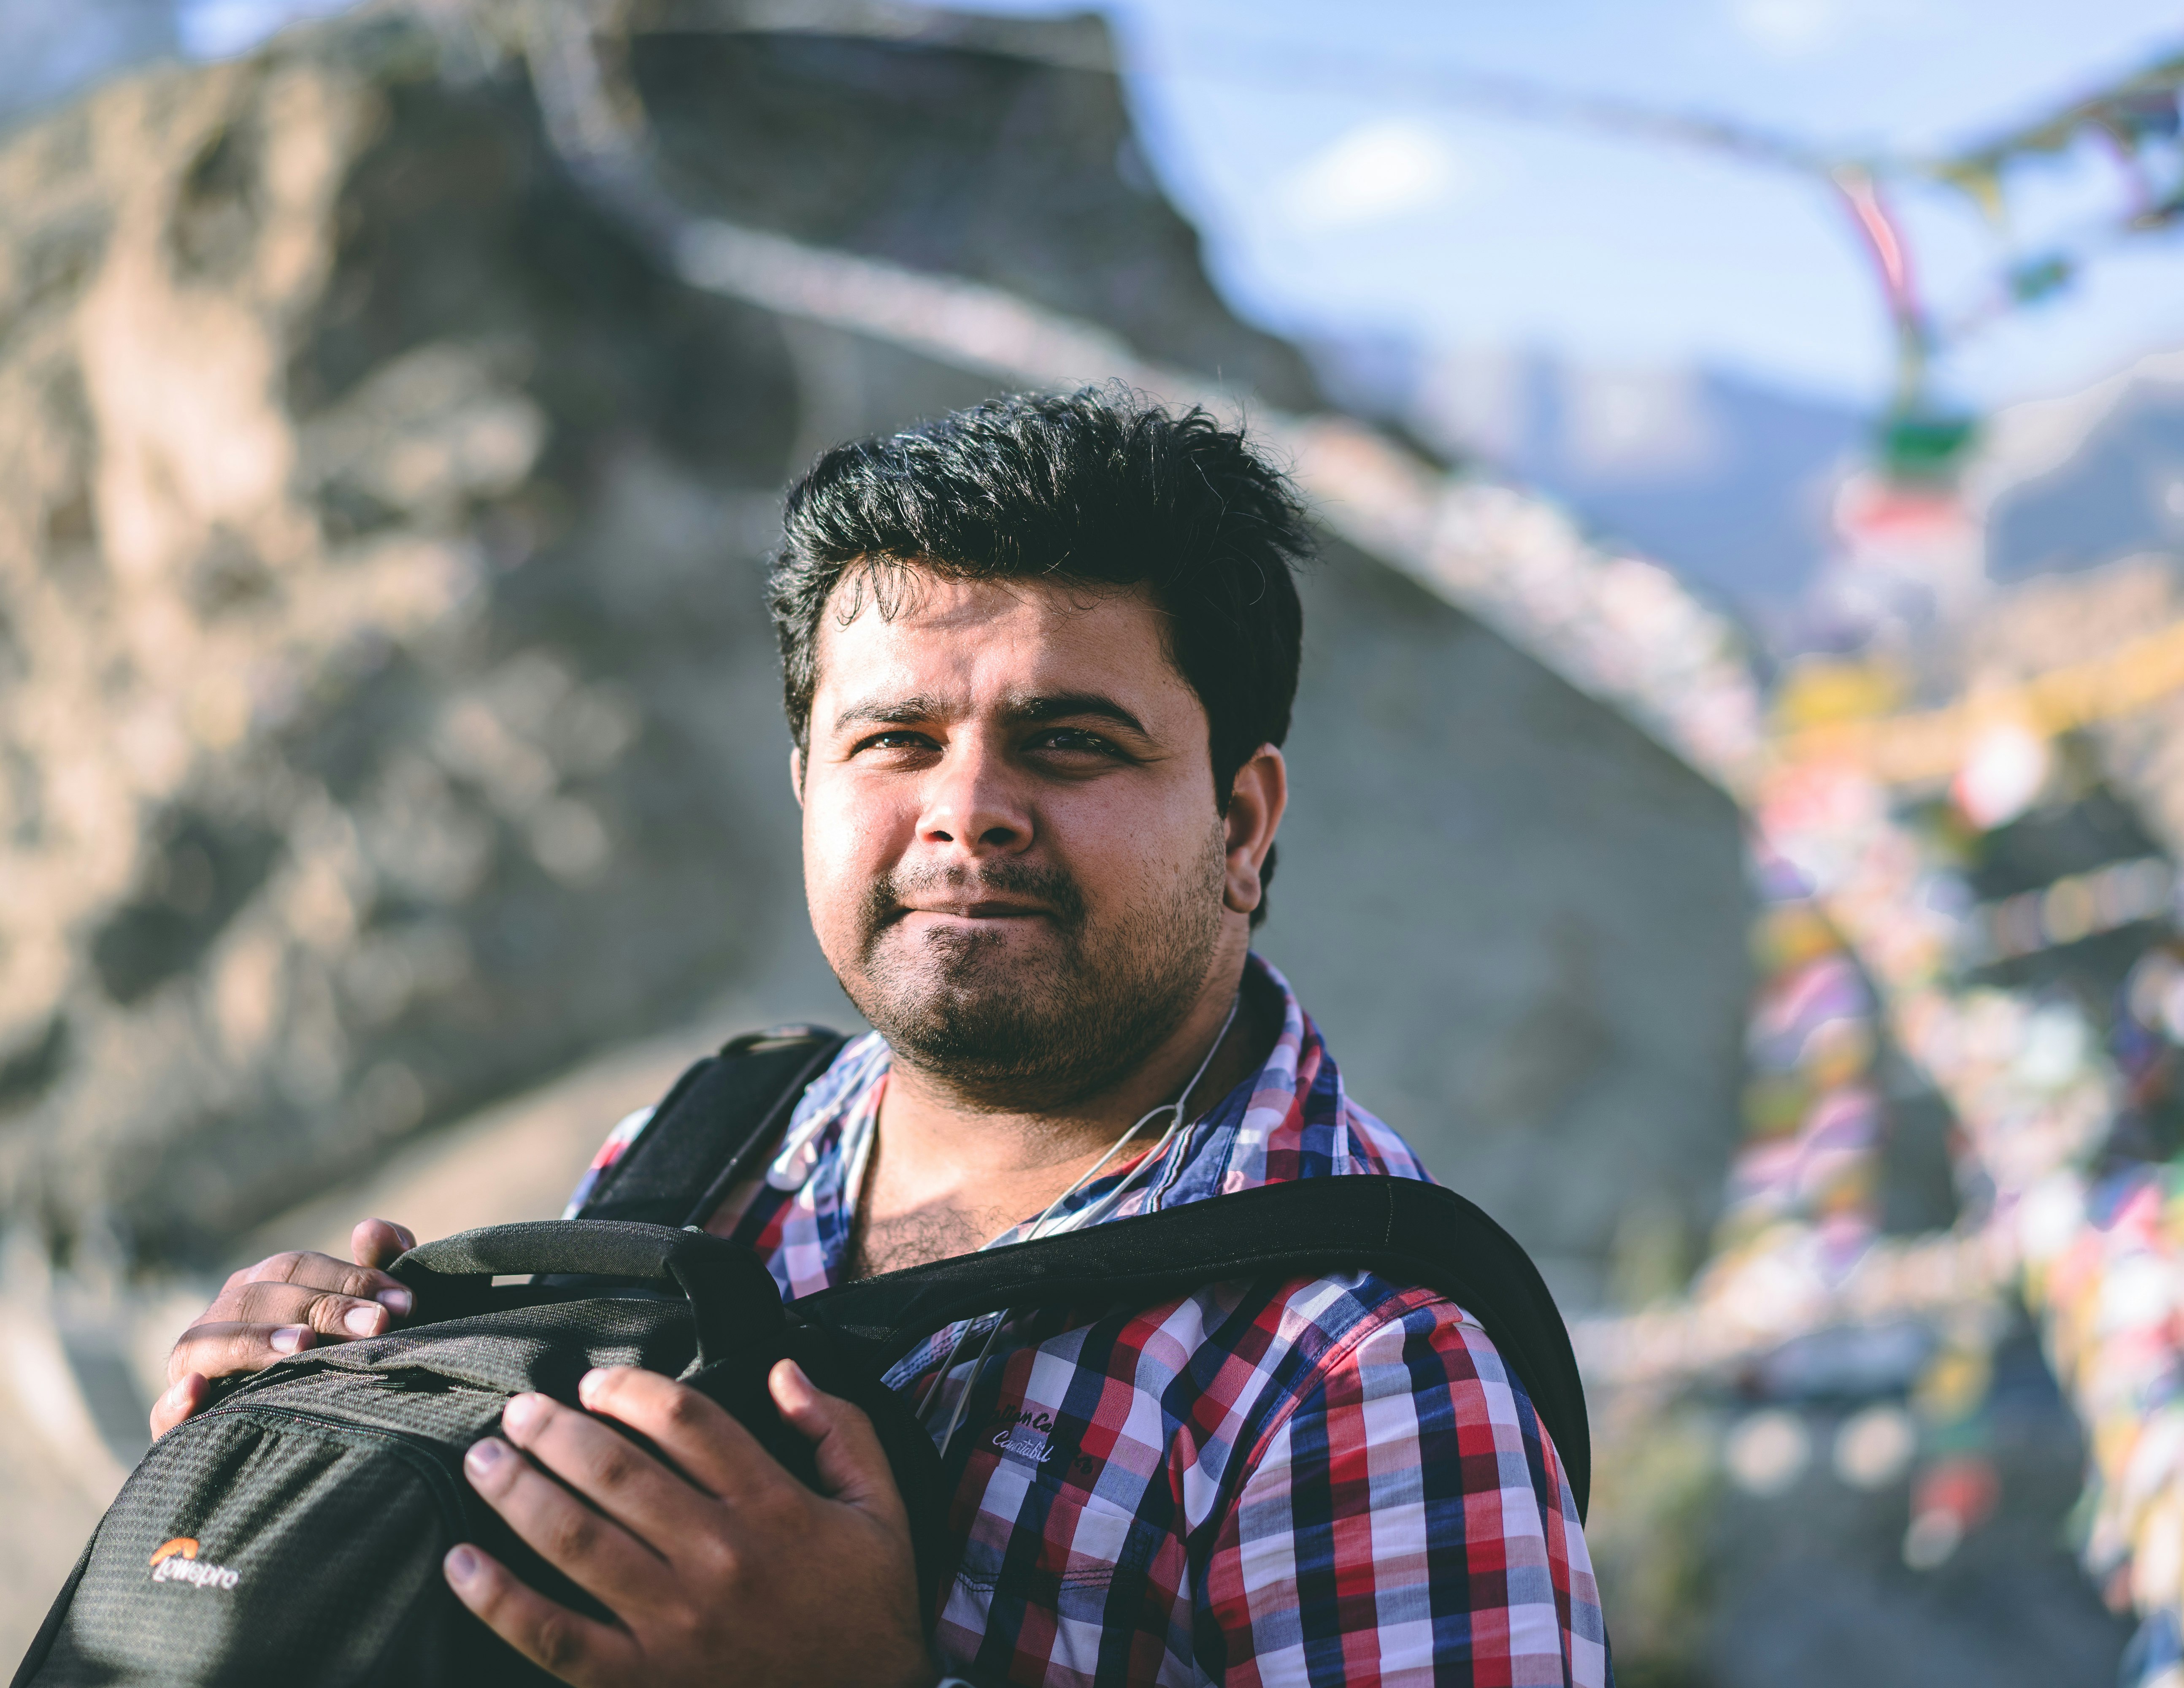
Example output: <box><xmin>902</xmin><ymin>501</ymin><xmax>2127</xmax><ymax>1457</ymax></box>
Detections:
<box><xmin>949</xmin><ymin>0</ymin><xmax>2184</xmax><ymax>412</ymax></box>
<box><xmin>184</xmin><ymin>0</ymin><xmax>2184</xmax><ymax>413</ymax></box>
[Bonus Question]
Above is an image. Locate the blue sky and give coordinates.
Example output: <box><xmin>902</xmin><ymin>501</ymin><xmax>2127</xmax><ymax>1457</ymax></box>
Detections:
<box><xmin>952</xmin><ymin>0</ymin><xmax>2184</xmax><ymax>410</ymax></box>
<box><xmin>195</xmin><ymin>0</ymin><xmax>2184</xmax><ymax>411</ymax></box>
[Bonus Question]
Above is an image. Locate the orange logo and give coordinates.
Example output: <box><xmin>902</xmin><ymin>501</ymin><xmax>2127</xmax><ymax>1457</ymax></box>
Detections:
<box><xmin>147</xmin><ymin>1536</ymin><xmax>238</xmax><ymax>1590</ymax></box>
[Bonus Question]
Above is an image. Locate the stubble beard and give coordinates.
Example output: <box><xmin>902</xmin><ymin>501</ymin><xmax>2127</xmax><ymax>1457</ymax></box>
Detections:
<box><xmin>841</xmin><ymin>825</ymin><xmax>1229</xmax><ymax>1113</ymax></box>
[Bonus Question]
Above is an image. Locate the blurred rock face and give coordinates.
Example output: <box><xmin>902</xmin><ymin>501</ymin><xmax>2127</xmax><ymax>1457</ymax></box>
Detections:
<box><xmin>0</xmin><ymin>13</ymin><xmax>1749</xmax><ymax>1277</ymax></box>
<box><xmin>0</xmin><ymin>38</ymin><xmax>785</xmax><ymax>1262</ymax></box>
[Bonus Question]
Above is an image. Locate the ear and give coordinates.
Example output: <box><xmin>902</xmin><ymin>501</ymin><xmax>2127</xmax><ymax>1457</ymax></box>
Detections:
<box><xmin>1222</xmin><ymin>745</ymin><xmax>1287</xmax><ymax>917</ymax></box>
<box><xmin>789</xmin><ymin>746</ymin><xmax>806</xmax><ymax>809</ymax></box>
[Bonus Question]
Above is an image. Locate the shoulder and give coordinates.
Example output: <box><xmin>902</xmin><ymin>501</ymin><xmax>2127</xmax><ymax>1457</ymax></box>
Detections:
<box><xmin>1149</xmin><ymin>1263</ymin><xmax>1557</xmax><ymax>1523</ymax></box>
<box><xmin>1334</xmin><ymin>1096</ymin><xmax>1435</xmax><ymax>1181</ymax></box>
<box><xmin>1161</xmin><ymin>1084</ymin><xmax>1503</xmax><ymax>1465</ymax></box>
<box><xmin>1270</xmin><ymin>1276</ymin><xmax>1565</xmax><ymax>1515</ymax></box>
<box><xmin>1219</xmin><ymin>1269</ymin><xmax>1536</xmax><ymax>1451</ymax></box>
<box><xmin>1192</xmin><ymin>1278</ymin><xmax>1602</xmax><ymax>1688</ymax></box>
<box><xmin>1216</xmin><ymin>1063</ymin><xmax>1435</xmax><ymax>1190</ymax></box>
<box><xmin>1164</xmin><ymin>1263</ymin><xmax>1586</xmax><ymax>1650</ymax></box>
<box><xmin>1216</xmin><ymin>1274</ymin><xmax>1582</xmax><ymax>1594</ymax></box>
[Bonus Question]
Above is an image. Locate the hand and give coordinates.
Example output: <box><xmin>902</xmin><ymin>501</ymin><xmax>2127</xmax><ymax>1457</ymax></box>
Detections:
<box><xmin>150</xmin><ymin>1217</ymin><xmax>418</xmax><ymax>1438</ymax></box>
<box><xmin>445</xmin><ymin>1361</ymin><xmax>935</xmax><ymax>1688</ymax></box>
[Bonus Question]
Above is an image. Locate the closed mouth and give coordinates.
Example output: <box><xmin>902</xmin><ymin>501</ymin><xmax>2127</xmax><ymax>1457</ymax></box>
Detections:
<box><xmin>904</xmin><ymin>901</ymin><xmax>1048</xmax><ymax>920</ymax></box>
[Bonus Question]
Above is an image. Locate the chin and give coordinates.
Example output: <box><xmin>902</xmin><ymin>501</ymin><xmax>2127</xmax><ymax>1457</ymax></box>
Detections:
<box><xmin>850</xmin><ymin>948</ymin><xmax>1090</xmax><ymax>1080</ymax></box>
<box><xmin>887</xmin><ymin>918</ymin><xmax>1055</xmax><ymax>972</ymax></box>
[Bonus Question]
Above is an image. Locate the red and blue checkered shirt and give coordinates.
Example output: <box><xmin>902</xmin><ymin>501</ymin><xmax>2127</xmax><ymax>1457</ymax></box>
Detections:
<box><xmin>570</xmin><ymin>955</ymin><xmax>1608</xmax><ymax>1685</ymax></box>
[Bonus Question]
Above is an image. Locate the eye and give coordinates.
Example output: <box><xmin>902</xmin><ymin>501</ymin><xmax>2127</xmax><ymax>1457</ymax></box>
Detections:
<box><xmin>1028</xmin><ymin>728</ymin><xmax>1124</xmax><ymax>759</ymax></box>
<box><xmin>854</xmin><ymin>730</ymin><xmax>941</xmax><ymax>755</ymax></box>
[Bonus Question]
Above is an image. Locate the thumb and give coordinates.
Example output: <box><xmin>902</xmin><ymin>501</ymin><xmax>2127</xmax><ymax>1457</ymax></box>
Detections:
<box><xmin>769</xmin><ymin>1359</ymin><xmax>905</xmax><ymax>1521</ymax></box>
<box><xmin>150</xmin><ymin>1372</ymin><xmax>208</xmax><ymax>1439</ymax></box>
<box><xmin>351</xmin><ymin>1217</ymin><xmax>416</xmax><ymax>1271</ymax></box>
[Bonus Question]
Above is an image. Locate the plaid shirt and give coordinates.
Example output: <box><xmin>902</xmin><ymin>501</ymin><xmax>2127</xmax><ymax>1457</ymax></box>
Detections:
<box><xmin>571</xmin><ymin>955</ymin><xmax>1608</xmax><ymax>1686</ymax></box>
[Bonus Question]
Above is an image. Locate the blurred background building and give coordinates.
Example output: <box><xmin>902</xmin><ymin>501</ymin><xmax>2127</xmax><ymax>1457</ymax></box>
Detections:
<box><xmin>5</xmin><ymin>2</ymin><xmax>2184</xmax><ymax>1684</ymax></box>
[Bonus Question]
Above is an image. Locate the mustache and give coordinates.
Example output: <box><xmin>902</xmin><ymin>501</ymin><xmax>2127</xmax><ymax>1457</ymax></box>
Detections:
<box><xmin>860</xmin><ymin>858</ymin><xmax>1088</xmax><ymax>933</ymax></box>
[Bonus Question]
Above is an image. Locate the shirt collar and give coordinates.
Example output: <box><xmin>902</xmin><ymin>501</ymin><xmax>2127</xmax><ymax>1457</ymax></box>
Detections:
<box><xmin>761</xmin><ymin>952</ymin><xmax>1379</xmax><ymax>1242</ymax></box>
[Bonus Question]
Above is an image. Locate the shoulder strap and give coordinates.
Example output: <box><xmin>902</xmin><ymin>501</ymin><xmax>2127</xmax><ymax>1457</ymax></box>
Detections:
<box><xmin>794</xmin><ymin>1175</ymin><xmax>1591</xmax><ymax>1519</ymax></box>
<box><xmin>578</xmin><ymin>1027</ymin><xmax>849</xmax><ymax>1227</ymax></box>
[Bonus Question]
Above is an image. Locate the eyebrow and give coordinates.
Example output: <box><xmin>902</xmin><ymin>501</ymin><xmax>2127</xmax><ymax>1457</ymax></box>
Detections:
<box><xmin>831</xmin><ymin>693</ymin><xmax>949</xmax><ymax>732</ymax></box>
<box><xmin>1009</xmin><ymin>693</ymin><xmax>1153</xmax><ymax>738</ymax></box>
<box><xmin>831</xmin><ymin>691</ymin><xmax>1154</xmax><ymax>740</ymax></box>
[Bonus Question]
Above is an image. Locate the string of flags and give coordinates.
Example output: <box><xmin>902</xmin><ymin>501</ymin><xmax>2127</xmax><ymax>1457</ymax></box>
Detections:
<box><xmin>1376</xmin><ymin>43</ymin><xmax>2184</xmax><ymax>472</ymax></box>
<box><xmin>1449</xmin><ymin>42</ymin><xmax>2184</xmax><ymax>473</ymax></box>
<box><xmin>1878</xmin><ymin>49</ymin><xmax>2184</xmax><ymax>459</ymax></box>
<box><xmin>1235</xmin><ymin>36</ymin><xmax>2184</xmax><ymax>477</ymax></box>
<box><xmin>1710</xmin><ymin>730</ymin><xmax>2184</xmax><ymax>1677</ymax></box>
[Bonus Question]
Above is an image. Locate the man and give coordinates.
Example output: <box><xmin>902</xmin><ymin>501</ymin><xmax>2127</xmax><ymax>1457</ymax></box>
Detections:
<box><xmin>155</xmin><ymin>389</ymin><xmax>1608</xmax><ymax>1686</ymax></box>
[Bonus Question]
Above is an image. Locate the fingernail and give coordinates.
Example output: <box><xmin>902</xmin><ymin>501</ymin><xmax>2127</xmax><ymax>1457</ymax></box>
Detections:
<box><xmin>503</xmin><ymin>1392</ymin><xmax>544</xmax><ymax>1432</ymax></box>
<box><xmin>445</xmin><ymin>1545</ymin><xmax>478</xmax><ymax>1585</ymax></box>
<box><xmin>269</xmin><ymin>1325</ymin><xmax>311</xmax><ymax>1355</ymax></box>
<box><xmin>342</xmin><ymin>1304</ymin><xmax>384</xmax><ymax>1337</ymax></box>
<box><xmin>465</xmin><ymin>1438</ymin><xmax>506</xmax><ymax>1477</ymax></box>
<box><xmin>164</xmin><ymin>1376</ymin><xmax>195</xmax><ymax>1409</ymax></box>
<box><xmin>577</xmin><ymin>1369</ymin><xmax>604</xmax><ymax>1406</ymax></box>
<box><xmin>376</xmin><ymin>1287</ymin><xmax>413</xmax><ymax>1317</ymax></box>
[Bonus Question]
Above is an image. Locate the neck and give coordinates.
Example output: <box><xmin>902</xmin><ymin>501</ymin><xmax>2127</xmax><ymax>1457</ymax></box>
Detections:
<box><xmin>849</xmin><ymin>952</ymin><xmax>1276</xmax><ymax>1277</ymax></box>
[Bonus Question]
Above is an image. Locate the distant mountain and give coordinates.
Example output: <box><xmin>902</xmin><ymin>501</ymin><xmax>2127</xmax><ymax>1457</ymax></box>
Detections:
<box><xmin>1982</xmin><ymin>358</ymin><xmax>2184</xmax><ymax>581</ymax></box>
<box><xmin>1312</xmin><ymin>333</ymin><xmax>2184</xmax><ymax>650</ymax></box>
<box><xmin>1307</xmin><ymin>338</ymin><xmax>1866</xmax><ymax>623</ymax></box>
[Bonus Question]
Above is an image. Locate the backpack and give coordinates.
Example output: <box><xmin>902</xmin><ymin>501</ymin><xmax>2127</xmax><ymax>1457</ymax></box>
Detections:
<box><xmin>14</xmin><ymin>1028</ymin><xmax>1588</xmax><ymax>1687</ymax></box>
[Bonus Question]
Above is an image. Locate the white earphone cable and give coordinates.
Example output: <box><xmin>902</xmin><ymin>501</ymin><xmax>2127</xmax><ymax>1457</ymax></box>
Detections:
<box><xmin>926</xmin><ymin>993</ymin><xmax>1243</xmax><ymax>1460</ymax></box>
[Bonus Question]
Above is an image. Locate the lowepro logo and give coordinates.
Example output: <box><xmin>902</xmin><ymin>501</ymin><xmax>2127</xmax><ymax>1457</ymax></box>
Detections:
<box><xmin>148</xmin><ymin>1538</ymin><xmax>241</xmax><ymax>1591</ymax></box>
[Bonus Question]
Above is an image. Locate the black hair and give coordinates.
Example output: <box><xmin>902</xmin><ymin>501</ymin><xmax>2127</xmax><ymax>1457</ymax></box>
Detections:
<box><xmin>768</xmin><ymin>384</ymin><xmax>1309</xmax><ymax>926</ymax></box>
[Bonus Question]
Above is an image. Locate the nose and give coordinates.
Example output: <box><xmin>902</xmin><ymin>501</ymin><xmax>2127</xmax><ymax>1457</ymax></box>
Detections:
<box><xmin>916</xmin><ymin>733</ymin><xmax>1031</xmax><ymax>858</ymax></box>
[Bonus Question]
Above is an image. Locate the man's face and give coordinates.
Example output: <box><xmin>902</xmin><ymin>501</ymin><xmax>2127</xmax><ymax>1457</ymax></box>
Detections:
<box><xmin>798</xmin><ymin>570</ymin><xmax>1236</xmax><ymax>1110</ymax></box>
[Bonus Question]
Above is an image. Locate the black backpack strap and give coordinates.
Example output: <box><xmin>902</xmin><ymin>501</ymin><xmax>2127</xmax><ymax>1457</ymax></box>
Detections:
<box><xmin>794</xmin><ymin>1175</ymin><xmax>1590</xmax><ymax>1519</ymax></box>
<box><xmin>578</xmin><ymin>1027</ymin><xmax>849</xmax><ymax>1228</ymax></box>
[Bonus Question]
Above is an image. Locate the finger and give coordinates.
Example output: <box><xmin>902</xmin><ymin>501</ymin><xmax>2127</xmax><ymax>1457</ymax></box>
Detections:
<box><xmin>443</xmin><ymin>1542</ymin><xmax>637</xmax><ymax>1687</ymax></box>
<box><xmin>576</xmin><ymin>1366</ymin><xmax>779</xmax><ymax>1504</ymax></box>
<box><xmin>351</xmin><ymin>1217</ymin><xmax>416</xmax><ymax>1271</ymax></box>
<box><xmin>166</xmin><ymin>1320</ymin><xmax>316</xmax><ymax>1385</ymax></box>
<box><xmin>220</xmin><ymin>1279</ymin><xmax>407</xmax><ymax>1342</ymax></box>
<box><xmin>498</xmin><ymin>1390</ymin><xmax>714</xmax><ymax>1549</ymax></box>
<box><xmin>229</xmin><ymin>1248</ymin><xmax>410</xmax><ymax>1307</ymax></box>
<box><xmin>461</xmin><ymin>1436</ymin><xmax>665</xmax><ymax>1608</ymax></box>
<box><xmin>149</xmin><ymin>1372</ymin><xmax>208</xmax><ymax>1439</ymax></box>
<box><xmin>770</xmin><ymin>1360</ymin><xmax>906</xmax><ymax>1521</ymax></box>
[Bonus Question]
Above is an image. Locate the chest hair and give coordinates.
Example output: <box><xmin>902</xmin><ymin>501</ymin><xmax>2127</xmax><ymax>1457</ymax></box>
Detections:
<box><xmin>848</xmin><ymin>1203</ymin><xmax>1018</xmax><ymax>1279</ymax></box>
